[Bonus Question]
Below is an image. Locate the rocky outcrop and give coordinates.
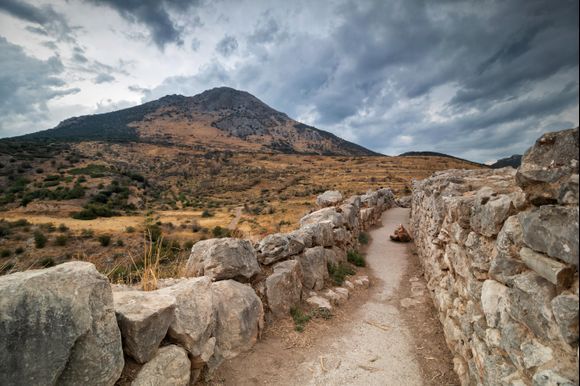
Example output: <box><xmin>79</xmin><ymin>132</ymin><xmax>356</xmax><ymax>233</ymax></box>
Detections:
<box><xmin>185</xmin><ymin>238</ymin><xmax>261</xmax><ymax>281</ymax></box>
<box><xmin>411</xmin><ymin>128</ymin><xmax>579</xmax><ymax>386</ymax></box>
<box><xmin>113</xmin><ymin>290</ymin><xmax>176</xmax><ymax>363</ymax></box>
<box><xmin>131</xmin><ymin>345</ymin><xmax>191</xmax><ymax>386</ymax></box>
<box><xmin>256</xmin><ymin>233</ymin><xmax>304</xmax><ymax>265</ymax></box>
<box><xmin>0</xmin><ymin>262</ymin><xmax>124</xmax><ymax>386</ymax></box>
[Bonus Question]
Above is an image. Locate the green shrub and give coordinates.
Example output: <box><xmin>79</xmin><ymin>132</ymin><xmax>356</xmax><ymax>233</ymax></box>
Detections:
<box><xmin>98</xmin><ymin>234</ymin><xmax>111</xmax><ymax>247</ymax></box>
<box><xmin>116</xmin><ymin>239</ymin><xmax>124</xmax><ymax>247</ymax></box>
<box><xmin>327</xmin><ymin>262</ymin><xmax>355</xmax><ymax>285</ymax></box>
<box><xmin>358</xmin><ymin>232</ymin><xmax>370</xmax><ymax>245</ymax></box>
<box><xmin>290</xmin><ymin>307</ymin><xmax>312</xmax><ymax>332</ymax></box>
<box><xmin>54</xmin><ymin>235</ymin><xmax>68</xmax><ymax>246</ymax></box>
<box><xmin>15</xmin><ymin>246</ymin><xmax>24</xmax><ymax>254</ymax></box>
<box><xmin>347</xmin><ymin>250</ymin><xmax>366</xmax><ymax>267</ymax></box>
<box><xmin>39</xmin><ymin>257</ymin><xmax>55</xmax><ymax>268</ymax></box>
<box><xmin>211</xmin><ymin>226</ymin><xmax>230</xmax><ymax>238</ymax></box>
<box><xmin>0</xmin><ymin>249</ymin><xmax>11</xmax><ymax>258</ymax></box>
<box><xmin>125</xmin><ymin>226</ymin><xmax>136</xmax><ymax>233</ymax></box>
<box><xmin>34</xmin><ymin>231</ymin><xmax>47</xmax><ymax>248</ymax></box>
<box><xmin>81</xmin><ymin>228</ymin><xmax>94</xmax><ymax>238</ymax></box>
<box><xmin>58</xmin><ymin>223</ymin><xmax>69</xmax><ymax>232</ymax></box>
<box><xmin>201</xmin><ymin>210</ymin><xmax>213</xmax><ymax>218</ymax></box>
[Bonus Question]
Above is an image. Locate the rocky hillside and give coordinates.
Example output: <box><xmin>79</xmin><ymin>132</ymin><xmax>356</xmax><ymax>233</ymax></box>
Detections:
<box><xmin>15</xmin><ymin>87</ymin><xmax>378</xmax><ymax>156</ymax></box>
<box><xmin>399</xmin><ymin>151</ymin><xmax>485</xmax><ymax>167</ymax></box>
<box><xmin>490</xmin><ymin>154</ymin><xmax>522</xmax><ymax>169</ymax></box>
<box><xmin>411</xmin><ymin>127</ymin><xmax>578</xmax><ymax>385</ymax></box>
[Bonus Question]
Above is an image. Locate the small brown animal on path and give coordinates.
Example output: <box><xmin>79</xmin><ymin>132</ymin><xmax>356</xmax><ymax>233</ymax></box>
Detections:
<box><xmin>390</xmin><ymin>224</ymin><xmax>412</xmax><ymax>242</ymax></box>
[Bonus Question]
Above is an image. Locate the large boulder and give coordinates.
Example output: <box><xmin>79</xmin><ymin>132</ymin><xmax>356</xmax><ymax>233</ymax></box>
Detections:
<box><xmin>316</xmin><ymin>190</ymin><xmax>343</xmax><ymax>207</ymax></box>
<box><xmin>300</xmin><ymin>207</ymin><xmax>345</xmax><ymax>228</ymax></box>
<box><xmin>132</xmin><ymin>345</ymin><xmax>190</xmax><ymax>386</ymax></box>
<box><xmin>292</xmin><ymin>221</ymin><xmax>333</xmax><ymax>248</ymax></box>
<box><xmin>516</xmin><ymin>127</ymin><xmax>579</xmax><ymax>205</ymax></box>
<box><xmin>155</xmin><ymin>277</ymin><xmax>216</xmax><ymax>360</ymax></box>
<box><xmin>184</xmin><ymin>238</ymin><xmax>261</xmax><ymax>281</ymax></box>
<box><xmin>209</xmin><ymin>280</ymin><xmax>264</xmax><ymax>369</ymax></box>
<box><xmin>0</xmin><ymin>262</ymin><xmax>124</xmax><ymax>386</ymax></box>
<box><xmin>113</xmin><ymin>290</ymin><xmax>176</xmax><ymax>363</ymax></box>
<box><xmin>297</xmin><ymin>246</ymin><xmax>329</xmax><ymax>290</ymax></box>
<box><xmin>470</xmin><ymin>189</ymin><xmax>515</xmax><ymax>237</ymax></box>
<box><xmin>339</xmin><ymin>203</ymin><xmax>359</xmax><ymax>230</ymax></box>
<box><xmin>519</xmin><ymin>206</ymin><xmax>579</xmax><ymax>267</ymax></box>
<box><xmin>256</xmin><ymin>233</ymin><xmax>304</xmax><ymax>265</ymax></box>
<box><xmin>265</xmin><ymin>260</ymin><xmax>303</xmax><ymax>318</ymax></box>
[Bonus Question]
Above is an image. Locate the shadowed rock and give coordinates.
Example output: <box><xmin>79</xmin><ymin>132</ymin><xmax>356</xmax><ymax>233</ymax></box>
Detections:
<box><xmin>132</xmin><ymin>345</ymin><xmax>190</xmax><ymax>386</ymax></box>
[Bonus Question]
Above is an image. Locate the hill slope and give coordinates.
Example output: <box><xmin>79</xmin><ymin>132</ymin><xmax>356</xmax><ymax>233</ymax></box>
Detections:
<box><xmin>490</xmin><ymin>154</ymin><xmax>522</xmax><ymax>169</ymax></box>
<box><xmin>16</xmin><ymin>87</ymin><xmax>378</xmax><ymax>156</ymax></box>
<box><xmin>399</xmin><ymin>151</ymin><xmax>486</xmax><ymax>167</ymax></box>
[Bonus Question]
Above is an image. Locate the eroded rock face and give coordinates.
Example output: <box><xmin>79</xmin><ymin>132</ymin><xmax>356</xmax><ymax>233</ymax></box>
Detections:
<box><xmin>132</xmin><ymin>345</ymin><xmax>190</xmax><ymax>386</ymax></box>
<box><xmin>113</xmin><ymin>290</ymin><xmax>176</xmax><ymax>364</ymax></box>
<box><xmin>297</xmin><ymin>246</ymin><xmax>329</xmax><ymax>290</ymax></box>
<box><xmin>155</xmin><ymin>277</ymin><xmax>215</xmax><ymax>358</ymax></box>
<box><xmin>516</xmin><ymin>127</ymin><xmax>579</xmax><ymax>205</ymax></box>
<box><xmin>266</xmin><ymin>260</ymin><xmax>303</xmax><ymax>318</ymax></box>
<box><xmin>256</xmin><ymin>233</ymin><xmax>304</xmax><ymax>265</ymax></box>
<box><xmin>185</xmin><ymin>238</ymin><xmax>261</xmax><ymax>281</ymax></box>
<box><xmin>316</xmin><ymin>190</ymin><xmax>343</xmax><ymax>207</ymax></box>
<box><xmin>210</xmin><ymin>280</ymin><xmax>264</xmax><ymax>369</ymax></box>
<box><xmin>300</xmin><ymin>207</ymin><xmax>345</xmax><ymax>228</ymax></box>
<box><xmin>0</xmin><ymin>262</ymin><xmax>124</xmax><ymax>386</ymax></box>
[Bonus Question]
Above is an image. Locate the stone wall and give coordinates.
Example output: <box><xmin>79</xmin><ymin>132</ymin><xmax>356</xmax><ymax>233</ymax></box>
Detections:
<box><xmin>0</xmin><ymin>187</ymin><xmax>395</xmax><ymax>385</ymax></box>
<box><xmin>411</xmin><ymin>128</ymin><xmax>579</xmax><ymax>386</ymax></box>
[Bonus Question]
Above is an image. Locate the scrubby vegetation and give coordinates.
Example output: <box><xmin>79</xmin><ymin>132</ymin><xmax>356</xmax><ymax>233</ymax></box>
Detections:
<box><xmin>347</xmin><ymin>250</ymin><xmax>366</xmax><ymax>267</ymax></box>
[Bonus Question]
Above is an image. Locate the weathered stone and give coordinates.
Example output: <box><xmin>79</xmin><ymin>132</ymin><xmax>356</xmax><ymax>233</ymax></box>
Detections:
<box><xmin>354</xmin><ymin>275</ymin><xmax>370</xmax><ymax>288</ymax></box>
<box><xmin>297</xmin><ymin>246</ymin><xmax>328</xmax><ymax>290</ymax></box>
<box><xmin>551</xmin><ymin>293</ymin><xmax>579</xmax><ymax>345</ymax></box>
<box><xmin>465</xmin><ymin>231</ymin><xmax>494</xmax><ymax>271</ymax></box>
<box><xmin>396</xmin><ymin>195</ymin><xmax>412</xmax><ymax>208</ymax></box>
<box><xmin>481</xmin><ymin>280</ymin><xmax>509</xmax><ymax>328</ymax></box>
<box><xmin>489</xmin><ymin>255</ymin><xmax>527</xmax><ymax>284</ymax></box>
<box><xmin>113</xmin><ymin>290</ymin><xmax>176</xmax><ymax>363</ymax></box>
<box><xmin>131</xmin><ymin>345</ymin><xmax>190</xmax><ymax>386</ymax></box>
<box><xmin>156</xmin><ymin>277</ymin><xmax>215</xmax><ymax>358</ymax></box>
<box><xmin>334</xmin><ymin>287</ymin><xmax>349</xmax><ymax>301</ymax></box>
<box><xmin>361</xmin><ymin>190</ymin><xmax>379</xmax><ymax>207</ymax></box>
<box><xmin>316</xmin><ymin>190</ymin><xmax>343</xmax><ymax>207</ymax></box>
<box><xmin>185</xmin><ymin>238</ymin><xmax>261</xmax><ymax>281</ymax></box>
<box><xmin>519</xmin><ymin>247</ymin><xmax>574</xmax><ymax>287</ymax></box>
<box><xmin>507</xmin><ymin>271</ymin><xmax>556</xmax><ymax>340</ymax></box>
<box><xmin>558</xmin><ymin>174</ymin><xmax>579</xmax><ymax>205</ymax></box>
<box><xmin>516</xmin><ymin>127</ymin><xmax>579</xmax><ymax>205</ymax></box>
<box><xmin>322</xmin><ymin>289</ymin><xmax>344</xmax><ymax>305</ymax></box>
<box><xmin>323</xmin><ymin>247</ymin><xmax>347</xmax><ymax>267</ymax></box>
<box><xmin>471</xmin><ymin>191</ymin><xmax>514</xmax><ymax>237</ymax></box>
<box><xmin>521</xmin><ymin>339</ymin><xmax>553</xmax><ymax>369</ymax></box>
<box><xmin>495</xmin><ymin>215</ymin><xmax>524</xmax><ymax>259</ymax></box>
<box><xmin>306</xmin><ymin>295</ymin><xmax>332</xmax><ymax>311</ymax></box>
<box><xmin>289</xmin><ymin>227</ymin><xmax>313</xmax><ymax>248</ymax></box>
<box><xmin>300</xmin><ymin>207</ymin><xmax>345</xmax><ymax>228</ymax></box>
<box><xmin>299</xmin><ymin>221</ymin><xmax>334</xmax><ymax>247</ymax></box>
<box><xmin>265</xmin><ymin>260</ymin><xmax>303</xmax><ymax>318</ymax></box>
<box><xmin>257</xmin><ymin>233</ymin><xmax>304</xmax><ymax>265</ymax></box>
<box><xmin>0</xmin><ymin>262</ymin><xmax>124</xmax><ymax>386</ymax></box>
<box><xmin>210</xmin><ymin>280</ymin><xmax>263</xmax><ymax>366</ymax></box>
<box><xmin>332</xmin><ymin>227</ymin><xmax>349</xmax><ymax>244</ymax></box>
<box><xmin>519</xmin><ymin>206</ymin><xmax>579</xmax><ymax>267</ymax></box>
<box><xmin>532</xmin><ymin>370</ymin><xmax>576</xmax><ymax>386</ymax></box>
<box><xmin>345</xmin><ymin>195</ymin><xmax>362</xmax><ymax>208</ymax></box>
<box><xmin>339</xmin><ymin>203</ymin><xmax>359</xmax><ymax>230</ymax></box>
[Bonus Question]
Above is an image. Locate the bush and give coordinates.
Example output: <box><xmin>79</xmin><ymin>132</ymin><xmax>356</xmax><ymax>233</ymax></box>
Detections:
<box><xmin>81</xmin><ymin>228</ymin><xmax>94</xmax><ymax>238</ymax></box>
<box><xmin>327</xmin><ymin>262</ymin><xmax>355</xmax><ymax>285</ymax></box>
<box><xmin>58</xmin><ymin>223</ymin><xmax>69</xmax><ymax>232</ymax></box>
<box><xmin>290</xmin><ymin>307</ymin><xmax>312</xmax><ymax>332</ymax></box>
<box><xmin>211</xmin><ymin>226</ymin><xmax>230</xmax><ymax>238</ymax></box>
<box><xmin>39</xmin><ymin>257</ymin><xmax>55</xmax><ymax>268</ymax></box>
<box><xmin>116</xmin><ymin>239</ymin><xmax>124</xmax><ymax>247</ymax></box>
<box><xmin>183</xmin><ymin>240</ymin><xmax>195</xmax><ymax>250</ymax></box>
<box><xmin>34</xmin><ymin>231</ymin><xmax>47</xmax><ymax>248</ymax></box>
<box><xmin>0</xmin><ymin>249</ymin><xmax>11</xmax><ymax>258</ymax></box>
<box><xmin>358</xmin><ymin>232</ymin><xmax>369</xmax><ymax>245</ymax></box>
<box><xmin>54</xmin><ymin>235</ymin><xmax>68</xmax><ymax>246</ymax></box>
<box><xmin>347</xmin><ymin>250</ymin><xmax>366</xmax><ymax>267</ymax></box>
<box><xmin>201</xmin><ymin>210</ymin><xmax>213</xmax><ymax>218</ymax></box>
<box><xmin>98</xmin><ymin>234</ymin><xmax>111</xmax><ymax>247</ymax></box>
<box><xmin>125</xmin><ymin>226</ymin><xmax>136</xmax><ymax>233</ymax></box>
<box><xmin>15</xmin><ymin>246</ymin><xmax>24</xmax><ymax>254</ymax></box>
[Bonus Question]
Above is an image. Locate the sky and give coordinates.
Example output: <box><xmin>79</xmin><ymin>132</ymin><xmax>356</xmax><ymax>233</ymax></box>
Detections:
<box><xmin>0</xmin><ymin>0</ymin><xmax>578</xmax><ymax>162</ymax></box>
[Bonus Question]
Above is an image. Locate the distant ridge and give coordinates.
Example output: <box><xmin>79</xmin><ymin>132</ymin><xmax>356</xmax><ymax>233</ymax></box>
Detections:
<box><xmin>490</xmin><ymin>154</ymin><xmax>522</xmax><ymax>169</ymax></box>
<box><xmin>11</xmin><ymin>87</ymin><xmax>380</xmax><ymax>157</ymax></box>
<box><xmin>398</xmin><ymin>151</ymin><xmax>486</xmax><ymax>167</ymax></box>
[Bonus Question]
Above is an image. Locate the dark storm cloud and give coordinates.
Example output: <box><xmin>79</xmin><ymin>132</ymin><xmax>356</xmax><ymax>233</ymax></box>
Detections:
<box><xmin>0</xmin><ymin>37</ymin><xmax>79</xmax><ymax>136</ymax></box>
<box><xmin>85</xmin><ymin>0</ymin><xmax>202</xmax><ymax>49</ymax></box>
<box><xmin>0</xmin><ymin>0</ymin><xmax>76</xmax><ymax>42</ymax></box>
<box><xmin>215</xmin><ymin>35</ymin><xmax>238</xmax><ymax>57</ymax></box>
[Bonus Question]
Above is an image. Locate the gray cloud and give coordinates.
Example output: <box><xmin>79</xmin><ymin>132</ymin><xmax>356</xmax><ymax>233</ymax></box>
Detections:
<box><xmin>94</xmin><ymin>73</ymin><xmax>115</xmax><ymax>84</ymax></box>
<box><xmin>85</xmin><ymin>0</ymin><xmax>202</xmax><ymax>49</ymax></box>
<box><xmin>215</xmin><ymin>35</ymin><xmax>238</xmax><ymax>57</ymax></box>
<box><xmin>0</xmin><ymin>37</ymin><xmax>80</xmax><ymax>137</ymax></box>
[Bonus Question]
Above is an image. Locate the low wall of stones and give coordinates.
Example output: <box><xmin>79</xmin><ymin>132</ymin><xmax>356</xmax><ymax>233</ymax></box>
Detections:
<box><xmin>0</xmin><ymin>187</ymin><xmax>395</xmax><ymax>385</ymax></box>
<box><xmin>410</xmin><ymin>128</ymin><xmax>579</xmax><ymax>386</ymax></box>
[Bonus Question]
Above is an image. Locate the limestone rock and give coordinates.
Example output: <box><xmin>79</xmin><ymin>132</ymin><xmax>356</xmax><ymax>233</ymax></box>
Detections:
<box><xmin>481</xmin><ymin>280</ymin><xmax>509</xmax><ymax>328</ymax></box>
<box><xmin>131</xmin><ymin>345</ymin><xmax>190</xmax><ymax>386</ymax></box>
<box><xmin>296</xmin><ymin>221</ymin><xmax>334</xmax><ymax>247</ymax></box>
<box><xmin>0</xmin><ymin>262</ymin><xmax>124</xmax><ymax>386</ymax></box>
<box><xmin>354</xmin><ymin>275</ymin><xmax>370</xmax><ymax>288</ymax></box>
<box><xmin>210</xmin><ymin>280</ymin><xmax>264</xmax><ymax>366</ymax></box>
<box><xmin>551</xmin><ymin>293</ymin><xmax>579</xmax><ymax>345</ymax></box>
<box><xmin>558</xmin><ymin>174</ymin><xmax>579</xmax><ymax>205</ymax></box>
<box><xmin>532</xmin><ymin>370</ymin><xmax>576</xmax><ymax>386</ymax></box>
<box><xmin>521</xmin><ymin>339</ymin><xmax>553</xmax><ymax>369</ymax></box>
<box><xmin>256</xmin><ymin>233</ymin><xmax>304</xmax><ymax>265</ymax></box>
<box><xmin>185</xmin><ymin>238</ymin><xmax>261</xmax><ymax>280</ymax></box>
<box><xmin>334</xmin><ymin>287</ymin><xmax>349</xmax><ymax>302</ymax></box>
<box><xmin>316</xmin><ymin>190</ymin><xmax>343</xmax><ymax>207</ymax></box>
<box><xmin>516</xmin><ymin>127</ymin><xmax>579</xmax><ymax>205</ymax></box>
<box><xmin>306</xmin><ymin>296</ymin><xmax>333</xmax><ymax>311</ymax></box>
<box><xmin>113</xmin><ymin>290</ymin><xmax>176</xmax><ymax>363</ymax></box>
<box><xmin>322</xmin><ymin>289</ymin><xmax>342</xmax><ymax>305</ymax></box>
<box><xmin>339</xmin><ymin>203</ymin><xmax>359</xmax><ymax>230</ymax></box>
<box><xmin>396</xmin><ymin>195</ymin><xmax>412</xmax><ymax>208</ymax></box>
<box><xmin>519</xmin><ymin>247</ymin><xmax>574</xmax><ymax>287</ymax></box>
<box><xmin>155</xmin><ymin>277</ymin><xmax>215</xmax><ymax>358</ymax></box>
<box><xmin>265</xmin><ymin>260</ymin><xmax>303</xmax><ymax>318</ymax></box>
<box><xmin>300</xmin><ymin>207</ymin><xmax>345</xmax><ymax>228</ymax></box>
<box><xmin>519</xmin><ymin>206</ymin><xmax>579</xmax><ymax>267</ymax></box>
<box><xmin>297</xmin><ymin>246</ymin><xmax>328</xmax><ymax>290</ymax></box>
<box><xmin>470</xmin><ymin>190</ymin><xmax>514</xmax><ymax>237</ymax></box>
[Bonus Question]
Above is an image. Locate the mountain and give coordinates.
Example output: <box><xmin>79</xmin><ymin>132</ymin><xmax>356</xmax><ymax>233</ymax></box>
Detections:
<box><xmin>398</xmin><ymin>151</ymin><xmax>486</xmax><ymax>167</ymax></box>
<box><xmin>15</xmin><ymin>87</ymin><xmax>379</xmax><ymax>156</ymax></box>
<box><xmin>490</xmin><ymin>154</ymin><xmax>522</xmax><ymax>169</ymax></box>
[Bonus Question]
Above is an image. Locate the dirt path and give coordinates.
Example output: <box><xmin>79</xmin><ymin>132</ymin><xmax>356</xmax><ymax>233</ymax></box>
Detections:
<box><xmin>227</xmin><ymin>207</ymin><xmax>243</xmax><ymax>230</ymax></box>
<box><xmin>210</xmin><ymin>208</ymin><xmax>457</xmax><ymax>386</ymax></box>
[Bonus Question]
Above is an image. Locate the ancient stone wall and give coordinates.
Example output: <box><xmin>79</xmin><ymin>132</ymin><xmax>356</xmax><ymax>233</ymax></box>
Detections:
<box><xmin>411</xmin><ymin>128</ymin><xmax>579</xmax><ymax>385</ymax></box>
<box><xmin>0</xmin><ymin>187</ymin><xmax>395</xmax><ymax>385</ymax></box>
